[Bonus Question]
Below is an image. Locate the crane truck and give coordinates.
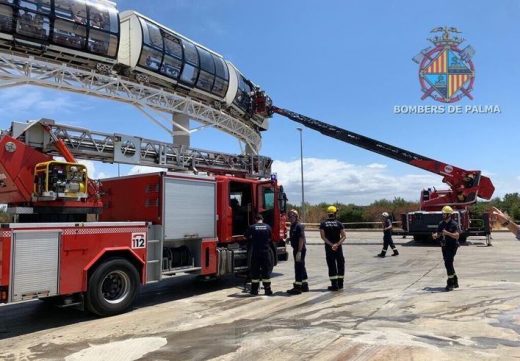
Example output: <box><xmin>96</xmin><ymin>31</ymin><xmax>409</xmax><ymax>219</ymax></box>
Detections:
<box><xmin>252</xmin><ymin>91</ymin><xmax>495</xmax><ymax>242</ymax></box>
<box><xmin>0</xmin><ymin>119</ymin><xmax>288</xmax><ymax>316</ymax></box>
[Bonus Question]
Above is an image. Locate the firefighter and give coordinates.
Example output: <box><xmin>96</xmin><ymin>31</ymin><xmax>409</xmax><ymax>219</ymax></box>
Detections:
<box><xmin>286</xmin><ymin>209</ymin><xmax>309</xmax><ymax>295</ymax></box>
<box><xmin>320</xmin><ymin>205</ymin><xmax>346</xmax><ymax>291</ymax></box>
<box><xmin>245</xmin><ymin>214</ymin><xmax>273</xmax><ymax>296</ymax></box>
<box><xmin>377</xmin><ymin>212</ymin><xmax>399</xmax><ymax>257</ymax></box>
<box><xmin>433</xmin><ymin>206</ymin><xmax>460</xmax><ymax>291</ymax></box>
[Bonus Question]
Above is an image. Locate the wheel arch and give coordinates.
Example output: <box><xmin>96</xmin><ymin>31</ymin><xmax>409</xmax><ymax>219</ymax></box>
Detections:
<box><xmin>82</xmin><ymin>247</ymin><xmax>145</xmax><ymax>292</ymax></box>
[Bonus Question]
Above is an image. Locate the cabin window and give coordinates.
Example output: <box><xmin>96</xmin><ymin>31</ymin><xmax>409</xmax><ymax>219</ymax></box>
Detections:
<box><xmin>213</xmin><ymin>56</ymin><xmax>229</xmax><ymax>80</ymax></box>
<box><xmin>139</xmin><ymin>45</ymin><xmax>162</xmax><ymax>71</ymax></box>
<box><xmin>53</xmin><ymin>19</ymin><xmax>86</xmax><ymax>49</ymax></box>
<box><xmin>16</xmin><ymin>9</ymin><xmax>49</xmax><ymax>40</ymax></box>
<box><xmin>196</xmin><ymin>70</ymin><xmax>214</xmax><ymax>92</ymax></box>
<box><xmin>0</xmin><ymin>5</ymin><xmax>13</xmax><ymax>32</ymax></box>
<box><xmin>89</xmin><ymin>2</ymin><xmax>117</xmax><ymax>33</ymax></box>
<box><xmin>180</xmin><ymin>63</ymin><xmax>198</xmax><ymax>85</ymax></box>
<box><xmin>182</xmin><ymin>40</ymin><xmax>198</xmax><ymax>66</ymax></box>
<box><xmin>163</xmin><ymin>33</ymin><xmax>182</xmax><ymax>59</ymax></box>
<box><xmin>55</xmin><ymin>0</ymin><xmax>87</xmax><ymax>25</ymax></box>
<box><xmin>197</xmin><ymin>46</ymin><xmax>215</xmax><ymax>74</ymax></box>
<box><xmin>141</xmin><ymin>18</ymin><xmax>162</xmax><ymax>50</ymax></box>
<box><xmin>212</xmin><ymin>77</ymin><xmax>228</xmax><ymax>97</ymax></box>
<box><xmin>18</xmin><ymin>0</ymin><xmax>51</xmax><ymax>14</ymax></box>
<box><xmin>161</xmin><ymin>55</ymin><xmax>182</xmax><ymax>79</ymax></box>
<box><xmin>88</xmin><ymin>29</ymin><xmax>117</xmax><ymax>57</ymax></box>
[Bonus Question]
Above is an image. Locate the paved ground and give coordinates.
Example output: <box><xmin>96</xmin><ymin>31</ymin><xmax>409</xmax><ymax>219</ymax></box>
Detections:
<box><xmin>1</xmin><ymin>231</ymin><xmax>520</xmax><ymax>361</ymax></box>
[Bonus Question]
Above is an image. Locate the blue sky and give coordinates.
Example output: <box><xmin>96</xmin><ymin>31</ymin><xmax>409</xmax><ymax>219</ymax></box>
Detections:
<box><xmin>1</xmin><ymin>0</ymin><xmax>518</xmax><ymax>204</ymax></box>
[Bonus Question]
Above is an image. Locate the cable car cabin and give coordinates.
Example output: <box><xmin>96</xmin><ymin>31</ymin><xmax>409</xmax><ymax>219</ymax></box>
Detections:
<box><xmin>118</xmin><ymin>11</ymin><xmax>231</xmax><ymax>104</ymax></box>
<box><xmin>0</xmin><ymin>0</ymin><xmax>119</xmax><ymax>67</ymax></box>
<box><xmin>117</xmin><ymin>11</ymin><xmax>269</xmax><ymax>131</ymax></box>
<box><xmin>227</xmin><ymin>62</ymin><xmax>269</xmax><ymax>131</ymax></box>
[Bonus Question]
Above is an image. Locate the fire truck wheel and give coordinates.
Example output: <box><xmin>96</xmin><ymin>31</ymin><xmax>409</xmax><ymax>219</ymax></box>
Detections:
<box><xmin>86</xmin><ymin>258</ymin><xmax>139</xmax><ymax>316</ymax></box>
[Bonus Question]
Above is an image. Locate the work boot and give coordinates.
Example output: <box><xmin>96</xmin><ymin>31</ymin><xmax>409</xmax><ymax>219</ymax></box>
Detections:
<box><xmin>328</xmin><ymin>279</ymin><xmax>339</xmax><ymax>291</ymax></box>
<box><xmin>445</xmin><ymin>278</ymin><xmax>454</xmax><ymax>292</ymax></box>
<box><xmin>377</xmin><ymin>251</ymin><xmax>386</xmax><ymax>258</ymax></box>
<box><xmin>301</xmin><ymin>282</ymin><xmax>309</xmax><ymax>292</ymax></box>
<box><xmin>337</xmin><ymin>278</ymin><xmax>344</xmax><ymax>289</ymax></box>
<box><xmin>392</xmin><ymin>249</ymin><xmax>399</xmax><ymax>256</ymax></box>
<box><xmin>453</xmin><ymin>275</ymin><xmax>459</xmax><ymax>289</ymax></box>
<box><xmin>286</xmin><ymin>283</ymin><xmax>302</xmax><ymax>295</ymax></box>
<box><xmin>250</xmin><ymin>282</ymin><xmax>259</xmax><ymax>296</ymax></box>
<box><xmin>263</xmin><ymin>282</ymin><xmax>273</xmax><ymax>296</ymax></box>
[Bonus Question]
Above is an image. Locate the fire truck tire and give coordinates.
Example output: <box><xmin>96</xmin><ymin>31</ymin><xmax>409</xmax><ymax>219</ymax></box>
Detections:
<box><xmin>86</xmin><ymin>258</ymin><xmax>140</xmax><ymax>316</ymax></box>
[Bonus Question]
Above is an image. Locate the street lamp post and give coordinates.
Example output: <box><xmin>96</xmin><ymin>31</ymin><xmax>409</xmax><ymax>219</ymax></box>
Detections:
<box><xmin>297</xmin><ymin>128</ymin><xmax>305</xmax><ymax>222</ymax></box>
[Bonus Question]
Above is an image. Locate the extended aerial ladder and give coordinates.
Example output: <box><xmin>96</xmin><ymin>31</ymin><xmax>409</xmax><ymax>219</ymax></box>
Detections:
<box><xmin>252</xmin><ymin>91</ymin><xmax>495</xmax><ymax>241</ymax></box>
<box><xmin>0</xmin><ymin>119</ymin><xmax>273</xmax><ymax>221</ymax></box>
<box><xmin>7</xmin><ymin>119</ymin><xmax>272</xmax><ymax>177</ymax></box>
<box><xmin>253</xmin><ymin>92</ymin><xmax>494</xmax><ymax>210</ymax></box>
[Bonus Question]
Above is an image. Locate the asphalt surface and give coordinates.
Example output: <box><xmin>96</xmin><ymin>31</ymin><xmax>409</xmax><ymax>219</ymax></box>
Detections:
<box><xmin>1</xmin><ymin>231</ymin><xmax>520</xmax><ymax>361</ymax></box>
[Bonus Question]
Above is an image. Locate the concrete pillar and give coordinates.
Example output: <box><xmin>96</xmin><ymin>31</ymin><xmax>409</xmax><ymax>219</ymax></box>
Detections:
<box><xmin>172</xmin><ymin>113</ymin><xmax>190</xmax><ymax>147</ymax></box>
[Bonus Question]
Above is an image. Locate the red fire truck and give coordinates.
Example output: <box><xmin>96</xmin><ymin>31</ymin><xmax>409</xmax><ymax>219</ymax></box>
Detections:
<box><xmin>0</xmin><ymin>120</ymin><xmax>288</xmax><ymax>316</ymax></box>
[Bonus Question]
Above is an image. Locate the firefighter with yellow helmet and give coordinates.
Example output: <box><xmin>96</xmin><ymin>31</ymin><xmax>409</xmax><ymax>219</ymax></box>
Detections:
<box><xmin>433</xmin><ymin>206</ymin><xmax>460</xmax><ymax>291</ymax></box>
<box><xmin>319</xmin><ymin>205</ymin><xmax>346</xmax><ymax>291</ymax></box>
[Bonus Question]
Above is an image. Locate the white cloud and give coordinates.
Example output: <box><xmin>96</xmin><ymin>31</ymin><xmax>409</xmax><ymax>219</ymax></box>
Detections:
<box><xmin>367</xmin><ymin>163</ymin><xmax>387</xmax><ymax>169</ymax></box>
<box><xmin>273</xmin><ymin>158</ymin><xmax>444</xmax><ymax>205</ymax></box>
<box><xmin>0</xmin><ymin>87</ymin><xmax>89</xmax><ymax>117</ymax></box>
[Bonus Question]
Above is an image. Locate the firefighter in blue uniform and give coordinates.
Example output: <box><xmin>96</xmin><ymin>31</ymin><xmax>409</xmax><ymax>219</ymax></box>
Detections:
<box><xmin>320</xmin><ymin>205</ymin><xmax>346</xmax><ymax>291</ymax></box>
<box><xmin>245</xmin><ymin>214</ymin><xmax>273</xmax><ymax>296</ymax></box>
<box><xmin>286</xmin><ymin>209</ymin><xmax>309</xmax><ymax>295</ymax></box>
<box><xmin>433</xmin><ymin>206</ymin><xmax>460</xmax><ymax>291</ymax></box>
<box><xmin>377</xmin><ymin>212</ymin><xmax>399</xmax><ymax>257</ymax></box>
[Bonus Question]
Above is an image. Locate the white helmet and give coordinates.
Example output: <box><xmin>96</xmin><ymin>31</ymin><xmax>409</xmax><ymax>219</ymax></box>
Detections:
<box><xmin>381</xmin><ymin>212</ymin><xmax>389</xmax><ymax>217</ymax></box>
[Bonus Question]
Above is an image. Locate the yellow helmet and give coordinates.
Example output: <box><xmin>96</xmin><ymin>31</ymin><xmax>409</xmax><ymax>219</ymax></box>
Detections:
<box><xmin>442</xmin><ymin>206</ymin><xmax>454</xmax><ymax>214</ymax></box>
<box><xmin>327</xmin><ymin>205</ymin><xmax>337</xmax><ymax>214</ymax></box>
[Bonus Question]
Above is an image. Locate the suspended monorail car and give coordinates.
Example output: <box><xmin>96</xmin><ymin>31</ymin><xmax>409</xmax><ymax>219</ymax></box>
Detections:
<box><xmin>117</xmin><ymin>11</ymin><xmax>266</xmax><ymax>128</ymax></box>
<box><xmin>0</xmin><ymin>2</ymin><xmax>269</xmax><ymax>130</ymax></box>
<box><xmin>0</xmin><ymin>0</ymin><xmax>119</xmax><ymax>65</ymax></box>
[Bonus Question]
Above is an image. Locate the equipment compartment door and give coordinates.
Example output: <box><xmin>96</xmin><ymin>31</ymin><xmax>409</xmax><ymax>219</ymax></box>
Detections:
<box><xmin>10</xmin><ymin>231</ymin><xmax>60</xmax><ymax>302</ymax></box>
<box><xmin>163</xmin><ymin>177</ymin><xmax>216</xmax><ymax>240</ymax></box>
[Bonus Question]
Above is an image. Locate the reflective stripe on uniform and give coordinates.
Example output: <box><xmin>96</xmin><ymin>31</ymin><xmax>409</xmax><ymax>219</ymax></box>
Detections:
<box><xmin>251</xmin><ymin>279</ymin><xmax>260</xmax><ymax>283</ymax></box>
<box><xmin>329</xmin><ymin>276</ymin><xmax>338</xmax><ymax>280</ymax></box>
<box><xmin>337</xmin><ymin>275</ymin><xmax>344</xmax><ymax>279</ymax></box>
<box><xmin>294</xmin><ymin>281</ymin><xmax>302</xmax><ymax>285</ymax></box>
<box><xmin>302</xmin><ymin>279</ymin><xmax>308</xmax><ymax>283</ymax></box>
<box><xmin>262</xmin><ymin>279</ymin><xmax>271</xmax><ymax>283</ymax></box>
<box><xmin>448</xmin><ymin>274</ymin><xmax>455</xmax><ymax>278</ymax></box>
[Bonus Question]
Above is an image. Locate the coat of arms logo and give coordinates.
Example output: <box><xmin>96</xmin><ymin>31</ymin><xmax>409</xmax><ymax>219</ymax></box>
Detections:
<box><xmin>413</xmin><ymin>27</ymin><xmax>475</xmax><ymax>103</ymax></box>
